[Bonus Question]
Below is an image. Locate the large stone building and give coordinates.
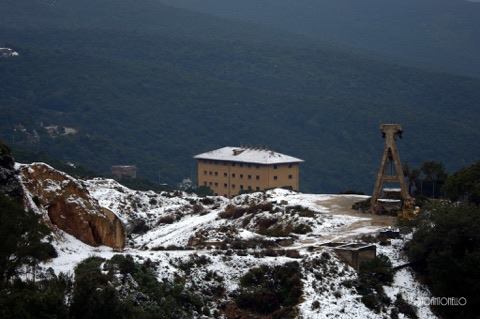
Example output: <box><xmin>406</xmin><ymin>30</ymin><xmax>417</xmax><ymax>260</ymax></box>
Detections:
<box><xmin>194</xmin><ymin>146</ymin><xmax>303</xmax><ymax>197</ymax></box>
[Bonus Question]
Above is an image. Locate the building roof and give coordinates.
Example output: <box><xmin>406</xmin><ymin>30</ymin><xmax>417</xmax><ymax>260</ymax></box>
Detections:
<box><xmin>194</xmin><ymin>146</ymin><xmax>304</xmax><ymax>165</ymax></box>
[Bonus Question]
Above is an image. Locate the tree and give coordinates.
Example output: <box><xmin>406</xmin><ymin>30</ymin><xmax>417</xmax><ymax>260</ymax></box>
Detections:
<box><xmin>444</xmin><ymin>161</ymin><xmax>480</xmax><ymax>205</ymax></box>
<box><xmin>0</xmin><ymin>196</ymin><xmax>57</xmax><ymax>284</ymax></box>
<box><xmin>235</xmin><ymin>262</ymin><xmax>302</xmax><ymax>317</ymax></box>
<box><xmin>419</xmin><ymin>161</ymin><xmax>448</xmax><ymax>198</ymax></box>
<box><xmin>403</xmin><ymin>163</ymin><xmax>420</xmax><ymax>195</ymax></box>
<box><xmin>194</xmin><ymin>186</ymin><xmax>214</xmax><ymax>197</ymax></box>
<box><xmin>406</xmin><ymin>202</ymin><xmax>480</xmax><ymax>318</ymax></box>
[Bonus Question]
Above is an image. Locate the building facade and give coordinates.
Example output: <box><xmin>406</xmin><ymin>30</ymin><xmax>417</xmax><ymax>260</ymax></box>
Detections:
<box><xmin>194</xmin><ymin>147</ymin><xmax>303</xmax><ymax>197</ymax></box>
<box><xmin>111</xmin><ymin>165</ymin><xmax>137</xmax><ymax>179</ymax></box>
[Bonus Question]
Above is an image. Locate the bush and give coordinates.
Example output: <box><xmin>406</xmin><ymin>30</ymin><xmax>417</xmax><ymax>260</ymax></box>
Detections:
<box><xmin>359</xmin><ymin>254</ymin><xmax>394</xmax><ymax>285</ymax></box>
<box><xmin>0</xmin><ymin>195</ymin><xmax>56</xmax><ymax>283</ymax></box>
<box><xmin>352</xmin><ymin>254</ymin><xmax>393</xmax><ymax>312</ymax></box>
<box><xmin>0</xmin><ymin>275</ymin><xmax>71</xmax><ymax>319</ymax></box>
<box><xmin>286</xmin><ymin>205</ymin><xmax>316</xmax><ymax>217</ymax></box>
<box><xmin>157</xmin><ymin>214</ymin><xmax>175</xmax><ymax>224</ymax></box>
<box><xmin>71</xmin><ymin>255</ymin><xmax>206</xmax><ymax>319</ymax></box>
<box><xmin>293</xmin><ymin>223</ymin><xmax>313</xmax><ymax>234</ymax></box>
<box><xmin>234</xmin><ymin>262</ymin><xmax>302</xmax><ymax>317</ymax></box>
<box><xmin>195</xmin><ymin>186</ymin><xmax>214</xmax><ymax>198</ymax></box>
<box><xmin>444</xmin><ymin>161</ymin><xmax>480</xmax><ymax>205</ymax></box>
<box><xmin>406</xmin><ymin>202</ymin><xmax>480</xmax><ymax>318</ymax></box>
<box><xmin>258</xmin><ymin>224</ymin><xmax>293</xmax><ymax>237</ymax></box>
<box><xmin>394</xmin><ymin>294</ymin><xmax>418</xmax><ymax>319</ymax></box>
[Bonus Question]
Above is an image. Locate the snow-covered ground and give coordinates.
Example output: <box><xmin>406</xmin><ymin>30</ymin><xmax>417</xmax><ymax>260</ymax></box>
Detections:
<box><xmin>17</xmin><ymin>164</ymin><xmax>435</xmax><ymax>319</ymax></box>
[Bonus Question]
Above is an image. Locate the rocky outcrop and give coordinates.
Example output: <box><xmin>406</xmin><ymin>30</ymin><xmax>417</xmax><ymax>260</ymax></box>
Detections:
<box><xmin>0</xmin><ymin>141</ymin><xmax>24</xmax><ymax>202</ymax></box>
<box><xmin>19</xmin><ymin>163</ymin><xmax>125</xmax><ymax>250</ymax></box>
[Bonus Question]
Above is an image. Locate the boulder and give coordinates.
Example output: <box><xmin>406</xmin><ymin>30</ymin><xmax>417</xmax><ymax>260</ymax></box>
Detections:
<box><xmin>19</xmin><ymin>163</ymin><xmax>125</xmax><ymax>250</ymax></box>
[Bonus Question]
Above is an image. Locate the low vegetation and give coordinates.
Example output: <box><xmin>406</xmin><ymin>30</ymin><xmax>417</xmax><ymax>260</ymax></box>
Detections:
<box><xmin>0</xmin><ymin>196</ymin><xmax>206</xmax><ymax>319</ymax></box>
<box><xmin>233</xmin><ymin>262</ymin><xmax>303</xmax><ymax>318</ymax></box>
<box><xmin>72</xmin><ymin>255</ymin><xmax>205</xmax><ymax>319</ymax></box>
<box><xmin>406</xmin><ymin>202</ymin><xmax>480</xmax><ymax>319</ymax></box>
<box><xmin>443</xmin><ymin>160</ymin><xmax>480</xmax><ymax>205</ymax></box>
<box><xmin>347</xmin><ymin>255</ymin><xmax>394</xmax><ymax>313</ymax></box>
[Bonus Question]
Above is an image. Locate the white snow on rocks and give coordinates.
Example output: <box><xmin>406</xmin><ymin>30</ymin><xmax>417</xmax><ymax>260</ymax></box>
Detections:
<box><xmin>16</xmin><ymin>163</ymin><xmax>437</xmax><ymax>319</ymax></box>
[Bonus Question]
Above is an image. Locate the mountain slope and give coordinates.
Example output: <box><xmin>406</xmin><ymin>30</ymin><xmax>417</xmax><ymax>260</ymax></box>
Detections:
<box><xmin>17</xmin><ymin>161</ymin><xmax>437</xmax><ymax>318</ymax></box>
<box><xmin>157</xmin><ymin>0</ymin><xmax>480</xmax><ymax>78</ymax></box>
<box><xmin>1</xmin><ymin>0</ymin><xmax>480</xmax><ymax>192</ymax></box>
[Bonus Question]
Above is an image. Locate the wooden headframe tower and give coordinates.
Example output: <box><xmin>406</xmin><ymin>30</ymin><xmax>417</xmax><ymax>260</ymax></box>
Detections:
<box><xmin>371</xmin><ymin>124</ymin><xmax>414</xmax><ymax>214</ymax></box>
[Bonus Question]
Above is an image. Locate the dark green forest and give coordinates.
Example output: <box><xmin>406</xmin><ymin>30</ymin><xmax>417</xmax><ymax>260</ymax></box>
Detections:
<box><xmin>1</xmin><ymin>0</ymin><xmax>480</xmax><ymax>192</ymax></box>
<box><xmin>157</xmin><ymin>0</ymin><xmax>480</xmax><ymax>78</ymax></box>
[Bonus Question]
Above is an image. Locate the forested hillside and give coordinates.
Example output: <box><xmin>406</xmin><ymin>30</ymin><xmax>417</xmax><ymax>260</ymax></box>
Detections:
<box><xmin>158</xmin><ymin>0</ymin><xmax>480</xmax><ymax>78</ymax></box>
<box><xmin>1</xmin><ymin>0</ymin><xmax>480</xmax><ymax>192</ymax></box>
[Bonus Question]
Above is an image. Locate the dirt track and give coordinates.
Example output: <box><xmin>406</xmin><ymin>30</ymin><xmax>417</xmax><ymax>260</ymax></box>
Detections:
<box><xmin>295</xmin><ymin>196</ymin><xmax>396</xmax><ymax>247</ymax></box>
<box><xmin>319</xmin><ymin>196</ymin><xmax>396</xmax><ymax>228</ymax></box>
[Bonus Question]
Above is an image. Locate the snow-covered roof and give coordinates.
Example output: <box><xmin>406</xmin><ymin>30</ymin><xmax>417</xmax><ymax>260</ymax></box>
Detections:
<box><xmin>194</xmin><ymin>146</ymin><xmax>304</xmax><ymax>165</ymax></box>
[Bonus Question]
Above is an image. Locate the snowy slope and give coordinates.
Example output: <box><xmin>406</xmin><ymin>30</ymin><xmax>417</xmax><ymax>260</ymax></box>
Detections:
<box><xmin>16</xmin><ymin>163</ymin><xmax>436</xmax><ymax>319</ymax></box>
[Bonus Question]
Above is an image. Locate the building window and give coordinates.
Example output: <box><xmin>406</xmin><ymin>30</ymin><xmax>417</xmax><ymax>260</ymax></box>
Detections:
<box><xmin>209</xmin><ymin>182</ymin><xmax>213</xmax><ymax>185</ymax></box>
<box><xmin>288</xmin><ymin>174</ymin><xmax>293</xmax><ymax>179</ymax></box>
<box><xmin>273</xmin><ymin>165</ymin><xmax>278</xmax><ymax>169</ymax></box>
<box><xmin>214</xmin><ymin>182</ymin><xmax>218</xmax><ymax>186</ymax></box>
<box><xmin>256</xmin><ymin>165</ymin><xmax>260</xmax><ymax>169</ymax></box>
<box><xmin>248</xmin><ymin>175</ymin><xmax>252</xmax><ymax>179</ymax></box>
<box><xmin>224</xmin><ymin>183</ymin><xmax>228</xmax><ymax>188</ymax></box>
<box><xmin>232</xmin><ymin>163</ymin><xmax>236</xmax><ymax>167</ymax></box>
<box><xmin>232</xmin><ymin>173</ymin><xmax>236</xmax><ymax>178</ymax></box>
<box><xmin>240</xmin><ymin>174</ymin><xmax>243</xmax><ymax>179</ymax></box>
<box><xmin>215</xmin><ymin>172</ymin><xmax>218</xmax><ymax>176</ymax></box>
<box><xmin>288</xmin><ymin>164</ymin><xmax>292</xmax><ymax>168</ymax></box>
<box><xmin>248</xmin><ymin>186</ymin><xmax>252</xmax><ymax>190</ymax></box>
<box><xmin>204</xmin><ymin>182</ymin><xmax>207</xmax><ymax>186</ymax></box>
<box><xmin>204</xmin><ymin>170</ymin><xmax>207</xmax><ymax>175</ymax></box>
<box><xmin>232</xmin><ymin>184</ymin><xmax>236</xmax><ymax>188</ymax></box>
<box><xmin>256</xmin><ymin>187</ymin><xmax>260</xmax><ymax>191</ymax></box>
<box><xmin>224</xmin><ymin>172</ymin><xmax>228</xmax><ymax>177</ymax></box>
<box><xmin>274</xmin><ymin>176</ymin><xmax>278</xmax><ymax>180</ymax></box>
<box><xmin>224</xmin><ymin>194</ymin><xmax>227</xmax><ymax>197</ymax></box>
<box><xmin>240</xmin><ymin>185</ymin><xmax>244</xmax><ymax>190</ymax></box>
<box><xmin>209</xmin><ymin>171</ymin><xmax>212</xmax><ymax>175</ymax></box>
<box><xmin>256</xmin><ymin>175</ymin><xmax>260</xmax><ymax>180</ymax></box>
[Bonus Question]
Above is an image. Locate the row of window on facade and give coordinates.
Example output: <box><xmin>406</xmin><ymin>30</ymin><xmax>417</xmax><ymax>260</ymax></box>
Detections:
<box><xmin>204</xmin><ymin>171</ymin><xmax>293</xmax><ymax>180</ymax></box>
<box><xmin>203</xmin><ymin>181</ymin><xmax>261</xmax><ymax>191</ymax></box>
<box><xmin>200</xmin><ymin>160</ymin><xmax>293</xmax><ymax>169</ymax></box>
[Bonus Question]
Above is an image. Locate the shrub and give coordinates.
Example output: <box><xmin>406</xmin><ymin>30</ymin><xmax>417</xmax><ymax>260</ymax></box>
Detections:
<box><xmin>359</xmin><ymin>254</ymin><xmax>394</xmax><ymax>285</ymax></box>
<box><xmin>219</xmin><ymin>205</ymin><xmax>246</xmax><ymax>219</ymax></box>
<box><xmin>286</xmin><ymin>205</ymin><xmax>316</xmax><ymax>217</ymax></box>
<box><xmin>71</xmin><ymin>255</ymin><xmax>205</xmax><ymax>319</ymax></box>
<box><xmin>234</xmin><ymin>262</ymin><xmax>302</xmax><ymax>317</ymax></box>
<box><xmin>406</xmin><ymin>202</ymin><xmax>480</xmax><ymax>318</ymax></box>
<box><xmin>256</xmin><ymin>217</ymin><xmax>278</xmax><ymax>230</ymax></box>
<box><xmin>258</xmin><ymin>224</ymin><xmax>293</xmax><ymax>237</ymax></box>
<box><xmin>0</xmin><ymin>195</ymin><xmax>56</xmax><ymax>283</ymax></box>
<box><xmin>157</xmin><ymin>214</ymin><xmax>175</xmax><ymax>224</ymax></box>
<box><xmin>0</xmin><ymin>274</ymin><xmax>71</xmax><ymax>319</ymax></box>
<box><xmin>353</xmin><ymin>254</ymin><xmax>393</xmax><ymax>312</ymax></box>
<box><xmin>195</xmin><ymin>186</ymin><xmax>214</xmax><ymax>198</ymax></box>
<box><xmin>444</xmin><ymin>161</ymin><xmax>480</xmax><ymax>205</ymax></box>
<box><xmin>394</xmin><ymin>294</ymin><xmax>418</xmax><ymax>319</ymax></box>
<box><xmin>293</xmin><ymin>223</ymin><xmax>313</xmax><ymax>234</ymax></box>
